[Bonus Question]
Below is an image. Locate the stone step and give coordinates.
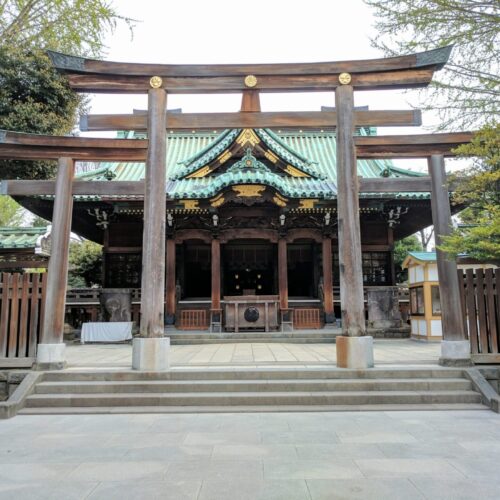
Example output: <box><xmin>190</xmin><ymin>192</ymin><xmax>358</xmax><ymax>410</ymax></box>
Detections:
<box><xmin>18</xmin><ymin>403</ymin><xmax>488</xmax><ymax>415</ymax></box>
<box><xmin>34</xmin><ymin>378</ymin><xmax>473</xmax><ymax>394</ymax></box>
<box><xmin>42</xmin><ymin>368</ymin><xmax>467</xmax><ymax>382</ymax></box>
<box><xmin>170</xmin><ymin>337</ymin><xmax>336</xmax><ymax>345</ymax></box>
<box><xmin>167</xmin><ymin>332</ymin><xmax>339</xmax><ymax>339</ymax></box>
<box><xmin>24</xmin><ymin>390</ymin><xmax>482</xmax><ymax>408</ymax></box>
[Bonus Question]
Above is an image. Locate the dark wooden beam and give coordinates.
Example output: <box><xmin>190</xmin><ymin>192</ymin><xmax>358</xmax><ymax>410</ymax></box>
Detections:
<box><xmin>359</xmin><ymin>177</ymin><xmax>431</xmax><ymax>193</ymax></box>
<box><xmin>0</xmin><ymin>177</ymin><xmax>439</xmax><ymax>197</ymax></box>
<box><xmin>66</xmin><ymin>69</ymin><xmax>436</xmax><ymax>94</ymax></box>
<box><xmin>0</xmin><ymin>180</ymin><xmax>144</xmax><ymax>196</ymax></box>
<box><xmin>0</xmin><ymin>130</ymin><xmax>147</xmax><ymax>161</ymax></box>
<box><xmin>355</xmin><ymin>132</ymin><xmax>475</xmax><ymax>158</ymax></box>
<box><xmin>81</xmin><ymin>110</ymin><xmax>422</xmax><ymax>132</ymax></box>
<box><xmin>0</xmin><ymin>261</ymin><xmax>48</xmax><ymax>269</ymax></box>
<box><xmin>47</xmin><ymin>46</ymin><xmax>452</xmax><ymax>93</ymax></box>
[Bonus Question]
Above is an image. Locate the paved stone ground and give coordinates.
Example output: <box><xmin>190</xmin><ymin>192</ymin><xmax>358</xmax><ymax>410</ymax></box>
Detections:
<box><xmin>1</xmin><ymin>410</ymin><xmax>499</xmax><ymax>499</ymax></box>
<box><xmin>66</xmin><ymin>339</ymin><xmax>441</xmax><ymax>369</ymax></box>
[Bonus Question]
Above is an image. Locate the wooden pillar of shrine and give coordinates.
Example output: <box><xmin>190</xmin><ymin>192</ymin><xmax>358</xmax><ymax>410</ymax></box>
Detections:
<box><xmin>133</xmin><ymin>84</ymin><xmax>169</xmax><ymax>370</ymax></box>
<box><xmin>210</xmin><ymin>237</ymin><xmax>222</xmax><ymax>331</ymax></box>
<box><xmin>37</xmin><ymin>157</ymin><xmax>75</xmax><ymax>369</ymax></box>
<box><xmin>322</xmin><ymin>237</ymin><xmax>335</xmax><ymax>323</ymax></box>
<box><xmin>335</xmin><ymin>82</ymin><xmax>373</xmax><ymax>368</ymax></box>
<box><xmin>428</xmin><ymin>154</ymin><xmax>470</xmax><ymax>365</ymax></box>
<box><xmin>165</xmin><ymin>237</ymin><xmax>176</xmax><ymax>325</ymax></box>
<box><xmin>211</xmin><ymin>237</ymin><xmax>221</xmax><ymax>310</ymax></box>
<box><xmin>278</xmin><ymin>238</ymin><xmax>288</xmax><ymax>310</ymax></box>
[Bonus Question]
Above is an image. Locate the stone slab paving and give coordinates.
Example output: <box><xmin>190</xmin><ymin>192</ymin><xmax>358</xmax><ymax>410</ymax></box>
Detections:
<box><xmin>65</xmin><ymin>339</ymin><xmax>440</xmax><ymax>369</ymax></box>
<box><xmin>0</xmin><ymin>410</ymin><xmax>499</xmax><ymax>499</ymax></box>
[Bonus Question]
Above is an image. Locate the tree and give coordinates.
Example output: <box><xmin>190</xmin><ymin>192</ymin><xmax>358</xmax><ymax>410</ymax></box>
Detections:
<box><xmin>68</xmin><ymin>240</ymin><xmax>103</xmax><ymax>288</ymax></box>
<box><xmin>394</xmin><ymin>235</ymin><xmax>423</xmax><ymax>282</ymax></box>
<box><xmin>0</xmin><ymin>1</ymin><xmax>132</xmax><ymax>58</ymax></box>
<box><xmin>418</xmin><ymin>227</ymin><xmax>434</xmax><ymax>252</ymax></box>
<box><xmin>0</xmin><ymin>196</ymin><xmax>24</xmax><ymax>226</ymax></box>
<box><xmin>439</xmin><ymin>124</ymin><xmax>500</xmax><ymax>261</ymax></box>
<box><xmin>365</xmin><ymin>0</ymin><xmax>500</xmax><ymax>130</ymax></box>
<box><xmin>0</xmin><ymin>1</ymin><xmax>133</xmax><ymax>180</ymax></box>
<box><xmin>0</xmin><ymin>47</ymin><xmax>80</xmax><ymax>179</ymax></box>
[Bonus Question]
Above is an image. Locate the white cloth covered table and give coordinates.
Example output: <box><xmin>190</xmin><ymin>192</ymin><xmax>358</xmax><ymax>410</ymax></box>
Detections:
<box><xmin>81</xmin><ymin>322</ymin><xmax>133</xmax><ymax>343</ymax></box>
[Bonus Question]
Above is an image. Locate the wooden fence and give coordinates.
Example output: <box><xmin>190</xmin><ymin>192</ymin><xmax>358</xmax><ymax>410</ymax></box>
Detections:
<box><xmin>0</xmin><ymin>272</ymin><xmax>46</xmax><ymax>360</ymax></box>
<box><xmin>293</xmin><ymin>308</ymin><xmax>322</xmax><ymax>329</ymax></box>
<box><xmin>460</xmin><ymin>268</ymin><xmax>499</xmax><ymax>363</ymax></box>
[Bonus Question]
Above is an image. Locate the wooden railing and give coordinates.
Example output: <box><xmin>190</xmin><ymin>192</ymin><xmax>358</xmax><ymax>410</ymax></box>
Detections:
<box><xmin>460</xmin><ymin>268</ymin><xmax>499</xmax><ymax>362</ymax></box>
<box><xmin>0</xmin><ymin>272</ymin><xmax>46</xmax><ymax>359</ymax></box>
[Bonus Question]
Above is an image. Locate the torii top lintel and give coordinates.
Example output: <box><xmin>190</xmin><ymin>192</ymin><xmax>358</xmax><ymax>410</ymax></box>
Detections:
<box><xmin>47</xmin><ymin>46</ymin><xmax>452</xmax><ymax>94</ymax></box>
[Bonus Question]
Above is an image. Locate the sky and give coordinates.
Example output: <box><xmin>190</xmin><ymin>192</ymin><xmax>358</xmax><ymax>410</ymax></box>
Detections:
<box><xmin>83</xmin><ymin>0</ymin><xmax>453</xmax><ymax>173</ymax></box>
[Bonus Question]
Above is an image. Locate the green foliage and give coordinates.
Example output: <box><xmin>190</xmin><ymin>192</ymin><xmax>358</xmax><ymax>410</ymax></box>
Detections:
<box><xmin>31</xmin><ymin>215</ymin><xmax>49</xmax><ymax>227</ymax></box>
<box><xmin>439</xmin><ymin>124</ymin><xmax>500</xmax><ymax>261</ymax></box>
<box><xmin>394</xmin><ymin>235</ymin><xmax>423</xmax><ymax>268</ymax></box>
<box><xmin>365</xmin><ymin>0</ymin><xmax>500</xmax><ymax>130</ymax></box>
<box><xmin>0</xmin><ymin>47</ymin><xmax>80</xmax><ymax>179</ymax></box>
<box><xmin>0</xmin><ymin>0</ymin><xmax>133</xmax><ymax>58</ymax></box>
<box><xmin>68</xmin><ymin>240</ymin><xmax>103</xmax><ymax>288</ymax></box>
<box><xmin>0</xmin><ymin>196</ymin><xmax>24</xmax><ymax>226</ymax></box>
<box><xmin>0</xmin><ymin>1</ymin><xmax>133</xmax><ymax>180</ymax></box>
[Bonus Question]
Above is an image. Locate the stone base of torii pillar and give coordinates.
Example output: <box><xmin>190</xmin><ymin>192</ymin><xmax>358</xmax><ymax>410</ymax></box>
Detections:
<box><xmin>336</xmin><ymin>336</ymin><xmax>374</xmax><ymax>369</ymax></box>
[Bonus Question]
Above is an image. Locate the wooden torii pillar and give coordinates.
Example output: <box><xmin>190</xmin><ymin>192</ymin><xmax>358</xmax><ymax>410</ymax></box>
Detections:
<box><xmin>133</xmin><ymin>82</ymin><xmax>170</xmax><ymax>370</ymax></box>
<box><xmin>0</xmin><ymin>131</ymin><xmax>148</xmax><ymax>369</ymax></box>
<box><xmin>356</xmin><ymin>132</ymin><xmax>475</xmax><ymax>365</ymax></box>
<box><xmin>335</xmin><ymin>80</ymin><xmax>373</xmax><ymax>368</ymax></box>
<box><xmin>429</xmin><ymin>155</ymin><xmax>470</xmax><ymax>365</ymax></box>
<box><xmin>36</xmin><ymin>157</ymin><xmax>74</xmax><ymax>369</ymax></box>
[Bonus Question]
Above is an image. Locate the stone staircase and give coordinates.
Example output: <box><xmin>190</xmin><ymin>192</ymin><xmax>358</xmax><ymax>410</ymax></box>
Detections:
<box><xmin>165</xmin><ymin>330</ymin><xmax>341</xmax><ymax>345</ymax></box>
<box><xmin>18</xmin><ymin>367</ymin><xmax>485</xmax><ymax>414</ymax></box>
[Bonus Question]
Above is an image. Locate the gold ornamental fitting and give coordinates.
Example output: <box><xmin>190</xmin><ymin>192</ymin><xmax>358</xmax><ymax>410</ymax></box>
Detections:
<box><xmin>149</xmin><ymin>76</ymin><xmax>163</xmax><ymax>88</ymax></box>
<box><xmin>244</xmin><ymin>74</ymin><xmax>258</xmax><ymax>88</ymax></box>
<box><xmin>338</xmin><ymin>72</ymin><xmax>352</xmax><ymax>85</ymax></box>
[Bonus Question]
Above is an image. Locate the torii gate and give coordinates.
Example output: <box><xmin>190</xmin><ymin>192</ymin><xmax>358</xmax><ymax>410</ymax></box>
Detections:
<box><xmin>0</xmin><ymin>46</ymin><xmax>476</xmax><ymax>369</ymax></box>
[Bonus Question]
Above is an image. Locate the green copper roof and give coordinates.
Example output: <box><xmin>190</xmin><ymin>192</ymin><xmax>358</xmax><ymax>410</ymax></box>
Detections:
<box><xmin>76</xmin><ymin>128</ymin><xmax>429</xmax><ymax>200</ymax></box>
<box><xmin>0</xmin><ymin>227</ymin><xmax>48</xmax><ymax>249</ymax></box>
<box><xmin>408</xmin><ymin>251</ymin><xmax>437</xmax><ymax>262</ymax></box>
<box><xmin>167</xmin><ymin>149</ymin><xmax>336</xmax><ymax>199</ymax></box>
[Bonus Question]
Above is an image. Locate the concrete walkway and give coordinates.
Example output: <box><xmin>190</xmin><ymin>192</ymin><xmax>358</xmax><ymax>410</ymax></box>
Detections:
<box><xmin>0</xmin><ymin>410</ymin><xmax>499</xmax><ymax>499</ymax></box>
<box><xmin>66</xmin><ymin>339</ymin><xmax>440</xmax><ymax>369</ymax></box>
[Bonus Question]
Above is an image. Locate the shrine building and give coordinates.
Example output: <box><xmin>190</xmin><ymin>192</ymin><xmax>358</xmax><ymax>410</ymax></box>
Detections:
<box><xmin>16</xmin><ymin>124</ymin><xmax>433</xmax><ymax>331</ymax></box>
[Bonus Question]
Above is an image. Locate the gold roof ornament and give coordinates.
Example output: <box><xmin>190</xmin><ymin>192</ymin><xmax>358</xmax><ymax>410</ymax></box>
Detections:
<box><xmin>273</xmin><ymin>192</ymin><xmax>288</xmax><ymax>207</ymax></box>
<box><xmin>149</xmin><ymin>76</ymin><xmax>163</xmax><ymax>88</ymax></box>
<box><xmin>180</xmin><ymin>199</ymin><xmax>199</xmax><ymax>209</ymax></box>
<box><xmin>244</xmin><ymin>75</ymin><xmax>258</xmax><ymax>88</ymax></box>
<box><xmin>236</xmin><ymin>129</ymin><xmax>260</xmax><ymax>147</ymax></box>
<box><xmin>338</xmin><ymin>72</ymin><xmax>352</xmax><ymax>85</ymax></box>
<box><xmin>210</xmin><ymin>193</ymin><xmax>225</xmax><ymax>207</ymax></box>
<box><xmin>232</xmin><ymin>184</ymin><xmax>265</xmax><ymax>197</ymax></box>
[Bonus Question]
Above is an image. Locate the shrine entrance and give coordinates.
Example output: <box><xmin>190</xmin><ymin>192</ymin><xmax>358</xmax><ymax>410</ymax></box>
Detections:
<box><xmin>222</xmin><ymin>240</ymin><xmax>276</xmax><ymax>296</ymax></box>
<box><xmin>180</xmin><ymin>241</ymin><xmax>211</xmax><ymax>299</ymax></box>
<box><xmin>287</xmin><ymin>240</ymin><xmax>318</xmax><ymax>299</ymax></box>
